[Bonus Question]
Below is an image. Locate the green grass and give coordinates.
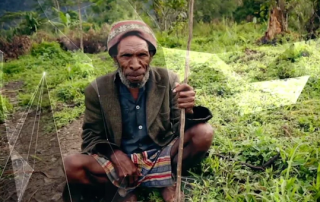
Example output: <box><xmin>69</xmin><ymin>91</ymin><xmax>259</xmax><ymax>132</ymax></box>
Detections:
<box><xmin>2</xmin><ymin>23</ymin><xmax>320</xmax><ymax>201</ymax></box>
<box><xmin>0</xmin><ymin>95</ymin><xmax>13</xmax><ymax>123</ymax></box>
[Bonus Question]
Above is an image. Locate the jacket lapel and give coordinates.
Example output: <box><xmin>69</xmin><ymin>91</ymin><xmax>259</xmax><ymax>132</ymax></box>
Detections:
<box><xmin>97</xmin><ymin>72</ymin><xmax>123</xmax><ymax>147</ymax></box>
<box><xmin>146</xmin><ymin>69</ymin><xmax>167</xmax><ymax>129</ymax></box>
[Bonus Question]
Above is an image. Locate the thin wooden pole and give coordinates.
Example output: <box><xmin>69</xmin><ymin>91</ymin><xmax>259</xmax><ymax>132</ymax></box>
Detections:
<box><xmin>78</xmin><ymin>0</ymin><xmax>84</xmax><ymax>53</ymax></box>
<box><xmin>175</xmin><ymin>0</ymin><xmax>194</xmax><ymax>201</ymax></box>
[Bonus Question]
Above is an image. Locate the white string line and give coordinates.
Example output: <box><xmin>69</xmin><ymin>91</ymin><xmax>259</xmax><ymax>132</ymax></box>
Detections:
<box><xmin>17</xmin><ymin>76</ymin><xmax>44</xmax><ymax>201</ymax></box>
<box><xmin>26</xmin><ymin>76</ymin><xmax>44</xmax><ymax>163</ymax></box>
<box><xmin>43</xmin><ymin>75</ymin><xmax>75</xmax><ymax>202</ymax></box>
<box><xmin>34</xmin><ymin>2</ymin><xmax>106</xmax><ymax>200</ymax></box>
<box><xmin>32</xmin><ymin>75</ymin><xmax>44</xmax><ymax>170</ymax></box>
<box><xmin>0</xmin><ymin>76</ymin><xmax>44</xmax><ymax>179</ymax></box>
<box><xmin>13</xmin><ymin>158</ymin><xmax>24</xmax><ymax>202</ymax></box>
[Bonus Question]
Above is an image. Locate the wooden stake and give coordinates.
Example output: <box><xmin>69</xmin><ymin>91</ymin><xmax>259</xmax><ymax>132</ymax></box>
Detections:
<box><xmin>78</xmin><ymin>0</ymin><xmax>84</xmax><ymax>53</ymax></box>
<box><xmin>175</xmin><ymin>0</ymin><xmax>194</xmax><ymax>201</ymax></box>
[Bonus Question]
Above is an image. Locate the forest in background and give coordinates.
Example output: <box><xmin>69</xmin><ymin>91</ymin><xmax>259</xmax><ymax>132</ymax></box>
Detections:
<box><xmin>0</xmin><ymin>0</ymin><xmax>320</xmax><ymax>201</ymax></box>
<box><xmin>1</xmin><ymin>0</ymin><xmax>320</xmax><ymax>58</ymax></box>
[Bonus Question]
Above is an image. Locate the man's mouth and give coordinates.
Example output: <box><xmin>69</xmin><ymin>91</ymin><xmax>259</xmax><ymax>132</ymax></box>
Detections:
<box><xmin>127</xmin><ymin>74</ymin><xmax>144</xmax><ymax>81</ymax></box>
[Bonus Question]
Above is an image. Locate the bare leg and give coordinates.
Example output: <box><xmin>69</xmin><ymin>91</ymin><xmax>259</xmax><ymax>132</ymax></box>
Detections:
<box><xmin>170</xmin><ymin>123</ymin><xmax>214</xmax><ymax>174</ymax></box>
<box><xmin>161</xmin><ymin>123</ymin><xmax>214</xmax><ymax>202</ymax></box>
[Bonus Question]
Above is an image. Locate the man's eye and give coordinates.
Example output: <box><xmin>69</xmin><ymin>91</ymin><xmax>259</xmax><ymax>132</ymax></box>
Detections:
<box><xmin>122</xmin><ymin>54</ymin><xmax>132</xmax><ymax>57</ymax></box>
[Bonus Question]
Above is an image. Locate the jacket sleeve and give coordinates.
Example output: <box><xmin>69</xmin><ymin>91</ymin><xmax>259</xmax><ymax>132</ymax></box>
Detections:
<box><xmin>81</xmin><ymin>83</ymin><xmax>118</xmax><ymax>155</ymax></box>
<box><xmin>169</xmin><ymin>71</ymin><xmax>213</xmax><ymax>135</ymax></box>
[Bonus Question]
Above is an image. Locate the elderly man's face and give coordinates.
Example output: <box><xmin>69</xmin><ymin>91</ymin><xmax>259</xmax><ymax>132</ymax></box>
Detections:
<box><xmin>115</xmin><ymin>35</ymin><xmax>152</xmax><ymax>88</ymax></box>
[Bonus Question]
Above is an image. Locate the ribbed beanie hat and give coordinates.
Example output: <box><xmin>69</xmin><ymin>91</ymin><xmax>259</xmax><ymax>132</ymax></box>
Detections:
<box><xmin>107</xmin><ymin>20</ymin><xmax>157</xmax><ymax>56</ymax></box>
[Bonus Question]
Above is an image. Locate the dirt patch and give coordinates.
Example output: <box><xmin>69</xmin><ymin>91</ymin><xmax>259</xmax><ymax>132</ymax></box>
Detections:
<box><xmin>0</xmin><ymin>80</ymin><xmax>83</xmax><ymax>202</ymax></box>
<box><xmin>57</xmin><ymin>116</ymin><xmax>83</xmax><ymax>158</ymax></box>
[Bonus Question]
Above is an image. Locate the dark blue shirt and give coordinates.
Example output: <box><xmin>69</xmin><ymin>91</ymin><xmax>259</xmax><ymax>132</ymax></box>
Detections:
<box><xmin>119</xmin><ymin>82</ymin><xmax>160</xmax><ymax>154</ymax></box>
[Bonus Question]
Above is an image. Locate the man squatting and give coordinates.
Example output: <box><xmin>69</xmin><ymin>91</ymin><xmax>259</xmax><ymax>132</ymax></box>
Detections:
<box><xmin>63</xmin><ymin>20</ymin><xmax>214</xmax><ymax>202</ymax></box>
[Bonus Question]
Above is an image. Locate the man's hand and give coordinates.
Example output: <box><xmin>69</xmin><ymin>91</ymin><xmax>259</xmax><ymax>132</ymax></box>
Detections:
<box><xmin>109</xmin><ymin>150</ymin><xmax>141</xmax><ymax>186</ymax></box>
<box><xmin>173</xmin><ymin>82</ymin><xmax>195</xmax><ymax>114</ymax></box>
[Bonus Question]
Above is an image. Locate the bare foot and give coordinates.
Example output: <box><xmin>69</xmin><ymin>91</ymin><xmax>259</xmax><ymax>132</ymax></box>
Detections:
<box><xmin>161</xmin><ymin>184</ymin><xmax>184</xmax><ymax>202</ymax></box>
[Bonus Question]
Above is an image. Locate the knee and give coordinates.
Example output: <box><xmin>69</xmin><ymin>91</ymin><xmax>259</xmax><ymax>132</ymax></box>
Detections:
<box><xmin>190</xmin><ymin>123</ymin><xmax>214</xmax><ymax>152</ymax></box>
<box><xmin>64</xmin><ymin>154</ymin><xmax>87</xmax><ymax>183</ymax></box>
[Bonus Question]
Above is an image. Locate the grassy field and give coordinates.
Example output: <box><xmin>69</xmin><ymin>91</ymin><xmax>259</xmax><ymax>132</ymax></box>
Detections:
<box><xmin>1</xmin><ymin>22</ymin><xmax>320</xmax><ymax>201</ymax></box>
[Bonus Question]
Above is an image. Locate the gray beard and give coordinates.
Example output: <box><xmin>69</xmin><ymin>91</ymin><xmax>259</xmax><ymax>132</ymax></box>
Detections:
<box><xmin>115</xmin><ymin>62</ymin><xmax>150</xmax><ymax>89</ymax></box>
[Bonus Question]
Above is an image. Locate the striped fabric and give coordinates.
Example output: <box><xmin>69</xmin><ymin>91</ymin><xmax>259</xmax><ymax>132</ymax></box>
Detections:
<box><xmin>91</xmin><ymin>138</ymin><xmax>177</xmax><ymax>197</ymax></box>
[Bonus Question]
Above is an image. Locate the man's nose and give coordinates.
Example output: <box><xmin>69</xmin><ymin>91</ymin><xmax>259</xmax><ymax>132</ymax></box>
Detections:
<box><xmin>130</xmin><ymin>57</ymin><xmax>141</xmax><ymax>71</ymax></box>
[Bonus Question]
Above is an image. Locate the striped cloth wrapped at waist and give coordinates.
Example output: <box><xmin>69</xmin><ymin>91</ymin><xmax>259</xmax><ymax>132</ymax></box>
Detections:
<box><xmin>90</xmin><ymin>138</ymin><xmax>177</xmax><ymax>197</ymax></box>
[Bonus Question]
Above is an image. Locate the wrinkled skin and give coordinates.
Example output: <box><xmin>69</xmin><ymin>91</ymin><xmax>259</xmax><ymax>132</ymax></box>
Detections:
<box><xmin>115</xmin><ymin>35</ymin><xmax>152</xmax><ymax>89</ymax></box>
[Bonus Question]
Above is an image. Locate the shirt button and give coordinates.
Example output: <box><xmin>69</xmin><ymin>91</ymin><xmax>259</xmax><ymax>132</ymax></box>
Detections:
<box><xmin>136</xmin><ymin>105</ymin><xmax>140</xmax><ymax>109</ymax></box>
<box><xmin>138</xmin><ymin>125</ymin><xmax>143</xmax><ymax>130</ymax></box>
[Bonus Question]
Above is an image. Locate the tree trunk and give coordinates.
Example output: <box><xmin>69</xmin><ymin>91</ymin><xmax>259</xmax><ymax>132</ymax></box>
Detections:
<box><xmin>278</xmin><ymin>0</ymin><xmax>289</xmax><ymax>32</ymax></box>
<box><xmin>259</xmin><ymin>6</ymin><xmax>287</xmax><ymax>44</ymax></box>
<box><xmin>306</xmin><ymin>0</ymin><xmax>320</xmax><ymax>39</ymax></box>
<box><xmin>267</xmin><ymin>8</ymin><xmax>285</xmax><ymax>39</ymax></box>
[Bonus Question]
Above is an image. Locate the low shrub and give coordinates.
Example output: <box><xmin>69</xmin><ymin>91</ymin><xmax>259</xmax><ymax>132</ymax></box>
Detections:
<box><xmin>0</xmin><ymin>35</ymin><xmax>32</xmax><ymax>61</ymax></box>
<box><xmin>31</xmin><ymin>41</ymin><xmax>73</xmax><ymax>65</ymax></box>
<box><xmin>3</xmin><ymin>60</ymin><xmax>25</xmax><ymax>75</ymax></box>
<box><xmin>189</xmin><ymin>63</ymin><xmax>233</xmax><ymax>97</ymax></box>
<box><xmin>53</xmin><ymin>79</ymin><xmax>89</xmax><ymax>104</ymax></box>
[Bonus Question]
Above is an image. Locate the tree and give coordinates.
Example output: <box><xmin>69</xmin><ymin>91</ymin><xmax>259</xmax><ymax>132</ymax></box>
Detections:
<box><xmin>88</xmin><ymin>0</ymin><xmax>140</xmax><ymax>25</ymax></box>
<box><xmin>259</xmin><ymin>0</ymin><xmax>300</xmax><ymax>43</ymax></box>
<box><xmin>234</xmin><ymin>0</ymin><xmax>271</xmax><ymax>22</ymax></box>
<box><xmin>146</xmin><ymin>0</ymin><xmax>187</xmax><ymax>31</ymax></box>
<box><xmin>306</xmin><ymin>0</ymin><xmax>320</xmax><ymax>39</ymax></box>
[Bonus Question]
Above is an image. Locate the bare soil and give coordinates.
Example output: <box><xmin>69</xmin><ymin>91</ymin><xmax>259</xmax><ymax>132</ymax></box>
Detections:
<box><xmin>0</xmin><ymin>81</ymin><xmax>83</xmax><ymax>202</ymax></box>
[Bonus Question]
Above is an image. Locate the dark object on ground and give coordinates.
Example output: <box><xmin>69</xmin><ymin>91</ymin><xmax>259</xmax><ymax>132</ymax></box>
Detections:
<box><xmin>213</xmin><ymin>152</ymin><xmax>281</xmax><ymax>171</ymax></box>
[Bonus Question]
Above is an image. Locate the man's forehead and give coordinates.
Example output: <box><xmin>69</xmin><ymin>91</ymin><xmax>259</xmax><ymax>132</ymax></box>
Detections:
<box><xmin>118</xmin><ymin>36</ymin><xmax>149</xmax><ymax>52</ymax></box>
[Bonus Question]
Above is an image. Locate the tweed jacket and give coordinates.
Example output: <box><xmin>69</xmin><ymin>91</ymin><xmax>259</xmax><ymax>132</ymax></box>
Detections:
<box><xmin>81</xmin><ymin>67</ymin><xmax>212</xmax><ymax>157</ymax></box>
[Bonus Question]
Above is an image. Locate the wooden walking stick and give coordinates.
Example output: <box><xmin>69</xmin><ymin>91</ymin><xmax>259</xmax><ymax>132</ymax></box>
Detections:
<box><xmin>175</xmin><ymin>0</ymin><xmax>195</xmax><ymax>201</ymax></box>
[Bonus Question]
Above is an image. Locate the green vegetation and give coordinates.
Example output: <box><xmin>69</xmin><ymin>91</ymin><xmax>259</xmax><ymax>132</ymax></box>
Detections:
<box><xmin>0</xmin><ymin>95</ymin><xmax>13</xmax><ymax>123</ymax></box>
<box><xmin>1</xmin><ymin>0</ymin><xmax>320</xmax><ymax>201</ymax></box>
<box><xmin>3</xmin><ymin>42</ymin><xmax>114</xmax><ymax>126</ymax></box>
<box><xmin>2</xmin><ymin>24</ymin><xmax>320</xmax><ymax>200</ymax></box>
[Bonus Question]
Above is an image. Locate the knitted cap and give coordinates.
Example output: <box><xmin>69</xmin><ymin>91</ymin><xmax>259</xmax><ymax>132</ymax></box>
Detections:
<box><xmin>107</xmin><ymin>20</ymin><xmax>157</xmax><ymax>56</ymax></box>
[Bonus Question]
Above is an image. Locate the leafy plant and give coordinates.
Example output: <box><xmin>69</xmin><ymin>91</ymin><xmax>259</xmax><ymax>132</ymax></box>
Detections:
<box><xmin>0</xmin><ymin>95</ymin><xmax>13</xmax><ymax>123</ymax></box>
<box><xmin>0</xmin><ymin>11</ymin><xmax>46</xmax><ymax>36</ymax></box>
<box><xmin>31</xmin><ymin>42</ymin><xmax>73</xmax><ymax>65</ymax></box>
